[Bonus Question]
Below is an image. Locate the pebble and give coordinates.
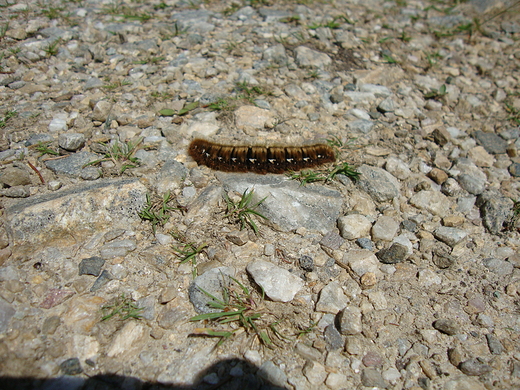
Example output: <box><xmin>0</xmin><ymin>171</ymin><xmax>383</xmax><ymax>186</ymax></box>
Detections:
<box><xmin>59</xmin><ymin>357</ymin><xmax>83</xmax><ymax>375</ymax></box>
<box><xmin>78</xmin><ymin>256</ymin><xmax>105</xmax><ymax>276</ymax></box>
<box><xmin>258</xmin><ymin>360</ymin><xmax>288</xmax><ymax>388</ymax></box>
<box><xmin>338</xmin><ymin>306</ymin><xmax>363</xmax><ymax>335</ymax></box>
<box><xmin>303</xmin><ymin>360</ymin><xmax>327</xmax><ymax>386</ymax></box>
<box><xmin>458</xmin><ymin>358</ymin><xmax>492</xmax><ymax>376</ymax></box>
<box><xmin>0</xmin><ymin>297</ymin><xmax>16</xmax><ymax>333</ymax></box>
<box><xmin>361</xmin><ymin>368</ymin><xmax>388</xmax><ymax>388</ymax></box>
<box><xmin>371</xmin><ymin>216</ymin><xmax>399</xmax><ymax>241</ymax></box>
<box><xmin>485</xmin><ymin>334</ymin><xmax>504</xmax><ymax>355</ymax></box>
<box><xmin>90</xmin><ymin>270</ymin><xmax>113</xmax><ymax>292</ymax></box>
<box><xmin>433</xmin><ymin>319</ymin><xmax>459</xmax><ymax>335</ymax></box>
<box><xmin>473</xmin><ymin>131</ymin><xmax>508</xmax><ymax>154</ymax></box>
<box><xmin>59</xmin><ymin>133</ymin><xmax>86</xmax><ymax>152</ymax></box>
<box><xmin>376</xmin><ymin>242</ymin><xmax>409</xmax><ymax>264</ymax></box>
<box><xmin>323</xmin><ymin>324</ymin><xmax>343</xmax><ymax>351</ymax></box>
<box><xmin>0</xmin><ymin>167</ymin><xmax>32</xmax><ymax>187</ymax></box>
<box><xmin>356</xmin><ymin>165</ymin><xmax>400</xmax><ymax>202</ymax></box>
<box><xmin>337</xmin><ymin>214</ymin><xmax>372</xmax><ymax>240</ymax></box>
<box><xmin>246</xmin><ymin>260</ymin><xmax>303</xmax><ymax>302</ymax></box>
<box><xmin>433</xmin><ymin>227</ymin><xmax>468</xmax><ymax>247</ymax></box>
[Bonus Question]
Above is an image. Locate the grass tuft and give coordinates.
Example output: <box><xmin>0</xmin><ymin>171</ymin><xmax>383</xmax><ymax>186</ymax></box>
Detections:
<box><xmin>101</xmin><ymin>293</ymin><xmax>144</xmax><ymax>321</ymax></box>
<box><xmin>224</xmin><ymin>189</ymin><xmax>268</xmax><ymax>234</ymax></box>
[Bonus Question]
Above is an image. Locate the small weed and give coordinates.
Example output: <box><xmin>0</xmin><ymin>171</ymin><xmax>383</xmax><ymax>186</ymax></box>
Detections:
<box><xmin>172</xmin><ymin>238</ymin><xmax>208</xmax><ymax>278</ymax></box>
<box><xmin>280</xmin><ymin>15</ymin><xmax>301</xmax><ymax>24</ymax></box>
<box><xmin>159</xmin><ymin>101</ymin><xmax>199</xmax><ymax>117</ymax></box>
<box><xmin>154</xmin><ymin>2</ymin><xmax>168</xmax><ymax>10</ymax></box>
<box><xmin>190</xmin><ymin>274</ymin><xmax>275</xmax><ymax>348</ymax></box>
<box><xmin>224</xmin><ymin>189</ymin><xmax>268</xmax><ymax>234</ymax></box>
<box><xmin>504</xmin><ymin>199</ymin><xmax>520</xmax><ymax>231</ymax></box>
<box><xmin>34</xmin><ymin>141</ymin><xmax>59</xmax><ymax>157</ymax></box>
<box><xmin>288</xmin><ymin>162</ymin><xmax>360</xmax><ymax>186</ymax></box>
<box><xmin>399</xmin><ymin>30</ymin><xmax>412</xmax><ymax>42</ymax></box>
<box><xmin>9</xmin><ymin>47</ymin><xmax>21</xmax><ymax>55</ymax></box>
<box><xmin>101</xmin><ymin>293</ymin><xmax>144</xmax><ymax>321</ymax></box>
<box><xmin>382</xmin><ymin>53</ymin><xmax>398</xmax><ymax>64</ymax></box>
<box><xmin>84</xmin><ymin>137</ymin><xmax>142</xmax><ymax>174</ymax></box>
<box><xmin>425</xmin><ymin>51</ymin><xmax>442</xmax><ymax>67</ymax></box>
<box><xmin>0</xmin><ymin>110</ymin><xmax>17</xmax><ymax>128</ymax></box>
<box><xmin>139</xmin><ymin>191</ymin><xmax>177</xmax><ymax>234</ymax></box>
<box><xmin>207</xmin><ymin>98</ymin><xmax>235</xmax><ymax>112</ymax></box>
<box><xmin>423</xmin><ymin>84</ymin><xmax>447</xmax><ymax>99</ymax></box>
<box><xmin>42</xmin><ymin>7</ymin><xmax>64</xmax><ymax>19</ymax></box>
<box><xmin>296</xmin><ymin>321</ymin><xmax>317</xmax><ymax>338</ymax></box>
<box><xmin>43</xmin><ymin>39</ymin><xmax>61</xmax><ymax>57</ymax></box>
<box><xmin>150</xmin><ymin>91</ymin><xmax>174</xmax><ymax>101</ymax></box>
<box><xmin>0</xmin><ymin>22</ymin><xmax>8</xmax><ymax>40</ymax></box>
<box><xmin>223</xmin><ymin>3</ymin><xmax>241</xmax><ymax>16</ymax></box>
<box><xmin>505</xmin><ymin>101</ymin><xmax>520</xmax><ymax>125</ymax></box>
<box><xmin>103</xmin><ymin>80</ymin><xmax>132</xmax><ymax>90</ymax></box>
<box><xmin>134</xmin><ymin>56</ymin><xmax>165</xmax><ymax>65</ymax></box>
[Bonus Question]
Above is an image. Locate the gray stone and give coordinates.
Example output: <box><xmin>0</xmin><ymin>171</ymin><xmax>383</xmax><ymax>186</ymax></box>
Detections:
<box><xmin>295</xmin><ymin>46</ymin><xmax>332</xmax><ymax>69</ymax></box>
<box><xmin>84</xmin><ymin>77</ymin><xmax>104</xmax><ymax>90</ymax></box>
<box><xmin>0</xmin><ymin>167</ymin><xmax>31</xmax><ymax>187</ymax></box>
<box><xmin>360</xmin><ymin>84</ymin><xmax>392</xmax><ymax>98</ymax></box>
<box><xmin>217</xmin><ymin>174</ymin><xmax>343</xmax><ymax>234</ymax></box>
<box><xmin>315</xmin><ymin>281</ymin><xmax>349</xmax><ymax>314</ymax></box>
<box><xmin>79</xmin><ymin>256</ymin><xmax>105</xmax><ymax>276</ymax></box>
<box><xmin>295</xmin><ymin>343</ymin><xmax>322</xmax><ymax>362</ymax></box>
<box><xmin>188</xmin><ymin>267</ymin><xmax>235</xmax><ymax>314</ymax></box>
<box><xmin>508</xmin><ymin>162</ymin><xmax>520</xmax><ymax>177</ymax></box>
<box><xmin>338</xmin><ymin>306</ymin><xmax>362</xmax><ymax>335</ymax></box>
<box><xmin>376</xmin><ymin>243</ymin><xmax>408</xmax><ymax>264</ymax></box>
<box><xmin>247</xmin><ymin>260</ymin><xmax>303</xmax><ymax>302</ymax></box>
<box><xmin>90</xmin><ymin>270</ymin><xmax>112</xmax><ymax>292</ymax></box>
<box><xmin>80</xmin><ymin>167</ymin><xmax>101</xmax><ymax>180</ymax></box>
<box><xmin>60</xmin><ymin>357</ymin><xmax>83</xmax><ymax>375</ymax></box>
<box><xmin>433</xmin><ymin>319</ymin><xmax>459</xmax><ymax>335</ymax></box>
<box><xmin>482</xmin><ymin>258</ymin><xmax>514</xmax><ymax>276</ymax></box>
<box><xmin>158</xmin><ymin>306</ymin><xmax>188</xmax><ymax>329</ymax></box>
<box><xmin>0</xmin><ymin>186</ymin><xmax>30</xmax><ymax>198</ymax></box>
<box><xmin>339</xmin><ymin>249</ymin><xmax>382</xmax><ymax>278</ymax></box>
<box><xmin>49</xmin><ymin>117</ymin><xmax>68</xmax><ymax>132</ymax></box>
<box><xmin>356</xmin><ymin>237</ymin><xmax>374</xmax><ymax>250</ymax></box>
<box><xmin>171</xmin><ymin>10</ymin><xmax>215</xmax><ymax>33</ymax></box>
<box><xmin>59</xmin><ymin>133</ymin><xmax>85</xmax><ymax>152</ymax></box>
<box><xmin>319</xmin><ymin>231</ymin><xmax>345</xmax><ymax>251</ymax></box>
<box><xmin>385</xmin><ymin>157</ymin><xmax>411</xmax><ymax>180</ymax></box>
<box><xmin>44</xmin><ymin>151</ymin><xmax>101</xmax><ymax>177</ymax></box>
<box><xmin>303</xmin><ymin>360</ymin><xmax>327</xmax><ymax>386</ymax></box>
<box><xmin>42</xmin><ymin>315</ymin><xmax>61</xmax><ymax>335</ymax></box>
<box><xmin>485</xmin><ymin>334</ymin><xmax>503</xmax><ymax>355</ymax></box>
<box><xmin>459</xmin><ymin>358</ymin><xmax>492</xmax><ymax>376</ymax></box>
<box><xmin>473</xmin><ymin>131</ymin><xmax>508</xmax><ymax>154</ymax></box>
<box><xmin>0</xmin><ymin>297</ymin><xmax>15</xmax><ymax>333</ymax></box>
<box><xmin>377</xmin><ymin>97</ymin><xmax>396</xmax><ymax>113</ymax></box>
<box><xmin>356</xmin><ymin>165</ymin><xmax>400</xmax><ymax>202</ymax></box>
<box><xmin>433</xmin><ymin>227</ymin><xmax>468</xmax><ymax>247</ymax></box>
<box><xmin>444</xmin><ymin>376</ymin><xmax>487</xmax><ymax>390</ymax></box>
<box><xmin>457</xmin><ymin>173</ymin><xmax>486</xmax><ymax>195</ymax></box>
<box><xmin>478</xmin><ymin>191</ymin><xmax>514</xmax><ymax>234</ymax></box>
<box><xmin>323</xmin><ymin>324</ymin><xmax>343</xmax><ymax>351</ymax></box>
<box><xmin>299</xmin><ymin>255</ymin><xmax>314</xmax><ymax>272</ymax></box>
<box><xmin>361</xmin><ymin>369</ymin><xmax>388</xmax><ymax>388</ymax></box>
<box><xmin>263</xmin><ymin>44</ymin><xmax>288</xmax><ymax>65</ymax></box>
<box><xmin>348</xmin><ymin>119</ymin><xmax>374</xmax><ymax>133</ymax></box>
<box><xmin>99</xmin><ymin>239</ymin><xmax>137</xmax><ymax>259</ymax></box>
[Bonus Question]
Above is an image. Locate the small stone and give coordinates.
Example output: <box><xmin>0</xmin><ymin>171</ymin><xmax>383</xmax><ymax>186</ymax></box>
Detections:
<box><xmin>326</xmin><ymin>372</ymin><xmax>348</xmax><ymax>389</ymax></box>
<box><xmin>376</xmin><ymin>242</ymin><xmax>408</xmax><ymax>264</ymax></box>
<box><xmin>362</xmin><ymin>351</ymin><xmax>383</xmax><ymax>367</ymax></box>
<box><xmin>91</xmin><ymin>100</ymin><xmax>112</xmax><ymax>122</ymax></box>
<box><xmin>1</xmin><ymin>186</ymin><xmax>30</xmax><ymax>198</ymax></box>
<box><xmin>295</xmin><ymin>46</ymin><xmax>332</xmax><ymax>68</ymax></box>
<box><xmin>508</xmin><ymin>162</ymin><xmax>520</xmax><ymax>177</ymax></box>
<box><xmin>79</xmin><ymin>256</ymin><xmax>105</xmax><ymax>276</ymax></box>
<box><xmin>60</xmin><ymin>357</ymin><xmax>83</xmax><ymax>375</ymax></box>
<box><xmin>247</xmin><ymin>260</ymin><xmax>304</xmax><ymax>302</ymax></box>
<box><xmin>478</xmin><ymin>192</ymin><xmax>514</xmax><ymax>234</ymax></box>
<box><xmin>459</xmin><ymin>358</ymin><xmax>492</xmax><ymax>376</ymax></box>
<box><xmin>433</xmin><ymin>226</ymin><xmax>467</xmax><ymax>247</ymax></box>
<box><xmin>40</xmin><ymin>288</ymin><xmax>75</xmax><ymax>309</ymax></box>
<box><xmin>157</xmin><ymin>306</ymin><xmax>188</xmax><ymax>329</ymax></box>
<box><xmin>295</xmin><ymin>342</ymin><xmax>322</xmax><ymax>361</ymax></box>
<box><xmin>225</xmin><ymin>230</ymin><xmax>248</xmax><ymax>246</ymax></box>
<box><xmin>323</xmin><ymin>324</ymin><xmax>343</xmax><ymax>351</ymax></box>
<box><xmin>361</xmin><ymin>369</ymin><xmax>388</xmax><ymax>388</ymax></box>
<box><xmin>158</xmin><ymin>285</ymin><xmax>177</xmax><ymax>304</ymax></box>
<box><xmin>90</xmin><ymin>270</ymin><xmax>113</xmax><ymax>292</ymax></box>
<box><xmin>428</xmin><ymin>168</ymin><xmax>448</xmax><ymax>184</ymax></box>
<box><xmin>258</xmin><ymin>360</ymin><xmax>287</xmax><ymax>388</ymax></box>
<box><xmin>59</xmin><ymin>133</ymin><xmax>86</xmax><ymax>152</ymax></box>
<box><xmin>49</xmin><ymin>117</ymin><xmax>68</xmax><ymax>132</ymax></box>
<box><xmin>473</xmin><ymin>131</ymin><xmax>508</xmax><ymax>154</ymax></box>
<box><xmin>189</xmin><ymin>267</ymin><xmax>235</xmax><ymax>314</ymax></box>
<box><xmin>320</xmin><ymin>231</ymin><xmax>345</xmax><ymax>250</ymax></box>
<box><xmin>338</xmin><ymin>306</ymin><xmax>362</xmax><ymax>335</ymax></box>
<box><xmin>315</xmin><ymin>281</ymin><xmax>349</xmax><ymax>314</ymax></box>
<box><xmin>356</xmin><ymin>165</ymin><xmax>400</xmax><ymax>202</ymax></box>
<box><xmin>385</xmin><ymin>157</ymin><xmax>411</xmax><ymax>180</ymax></box>
<box><xmin>360</xmin><ymin>272</ymin><xmax>377</xmax><ymax>287</ymax></box>
<box><xmin>445</xmin><ymin>376</ymin><xmax>487</xmax><ymax>390</ymax></box>
<box><xmin>442</xmin><ymin>216</ymin><xmax>465</xmax><ymax>227</ymax></box>
<box><xmin>371</xmin><ymin>216</ymin><xmax>399</xmax><ymax>241</ymax></box>
<box><xmin>234</xmin><ymin>105</ymin><xmax>275</xmax><ymax>130</ymax></box>
<box><xmin>410</xmin><ymin>190</ymin><xmax>450</xmax><ymax>217</ymax></box>
<box><xmin>356</xmin><ymin>237</ymin><xmax>374</xmax><ymax>250</ymax></box>
<box><xmin>106</xmin><ymin>321</ymin><xmax>147</xmax><ymax>357</ymax></box>
<box><xmin>468</xmin><ymin>146</ymin><xmax>495</xmax><ymax>167</ymax></box>
<box><xmin>457</xmin><ymin>174</ymin><xmax>486</xmax><ymax>195</ymax></box>
<box><xmin>0</xmin><ymin>297</ymin><xmax>15</xmax><ymax>333</ymax></box>
<box><xmin>482</xmin><ymin>258</ymin><xmax>514</xmax><ymax>276</ymax></box>
<box><xmin>377</xmin><ymin>97</ymin><xmax>395</xmax><ymax>113</ymax></box>
<box><xmin>485</xmin><ymin>334</ymin><xmax>503</xmax><ymax>355</ymax></box>
<box><xmin>0</xmin><ymin>167</ymin><xmax>32</xmax><ymax>187</ymax></box>
<box><xmin>42</xmin><ymin>315</ymin><xmax>61</xmax><ymax>335</ymax></box>
<box><xmin>339</xmin><ymin>249</ymin><xmax>381</xmax><ymax>278</ymax></box>
<box><xmin>432</xmin><ymin>128</ymin><xmax>452</xmax><ymax>146</ymax></box>
<box><xmin>338</xmin><ymin>214</ymin><xmax>372</xmax><ymax>240</ymax></box>
<box><xmin>99</xmin><ymin>239</ymin><xmax>137</xmax><ymax>259</ymax></box>
<box><xmin>299</xmin><ymin>255</ymin><xmax>314</xmax><ymax>272</ymax></box>
<box><xmin>433</xmin><ymin>319</ymin><xmax>459</xmax><ymax>335</ymax></box>
<box><xmin>448</xmin><ymin>347</ymin><xmax>463</xmax><ymax>367</ymax></box>
<box><xmin>303</xmin><ymin>360</ymin><xmax>327</xmax><ymax>386</ymax></box>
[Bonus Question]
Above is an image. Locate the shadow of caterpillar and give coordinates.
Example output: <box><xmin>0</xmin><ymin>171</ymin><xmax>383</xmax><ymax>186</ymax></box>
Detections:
<box><xmin>188</xmin><ymin>139</ymin><xmax>336</xmax><ymax>174</ymax></box>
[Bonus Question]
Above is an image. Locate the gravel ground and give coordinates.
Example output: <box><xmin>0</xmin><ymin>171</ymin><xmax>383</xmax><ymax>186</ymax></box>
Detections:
<box><xmin>0</xmin><ymin>0</ymin><xmax>519</xmax><ymax>389</ymax></box>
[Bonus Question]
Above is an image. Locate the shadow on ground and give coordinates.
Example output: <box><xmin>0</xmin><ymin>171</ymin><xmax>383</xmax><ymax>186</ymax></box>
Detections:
<box><xmin>0</xmin><ymin>358</ymin><xmax>289</xmax><ymax>390</ymax></box>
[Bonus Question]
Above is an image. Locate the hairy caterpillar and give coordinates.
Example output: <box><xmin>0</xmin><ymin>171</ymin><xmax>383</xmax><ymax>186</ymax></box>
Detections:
<box><xmin>188</xmin><ymin>138</ymin><xmax>336</xmax><ymax>174</ymax></box>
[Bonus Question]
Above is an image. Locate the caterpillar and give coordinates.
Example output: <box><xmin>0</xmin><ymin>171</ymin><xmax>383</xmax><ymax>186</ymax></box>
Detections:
<box><xmin>188</xmin><ymin>138</ymin><xmax>336</xmax><ymax>174</ymax></box>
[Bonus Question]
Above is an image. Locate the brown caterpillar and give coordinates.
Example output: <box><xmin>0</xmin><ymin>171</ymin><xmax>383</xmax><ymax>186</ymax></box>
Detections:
<box><xmin>188</xmin><ymin>138</ymin><xmax>336</xmax><ymax>174</ymax></box>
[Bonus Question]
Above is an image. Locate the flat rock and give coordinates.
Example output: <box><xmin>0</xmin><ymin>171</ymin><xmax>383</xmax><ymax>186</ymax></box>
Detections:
<box><xmin>410</xmin><ymin>190</ymin><xmax>450</xmax><ymax>217</ymax></box>
<box><xmin>315</xmin><ymin>281</ymin><xmax>349</xmax><ymax>314</ymax></box>
<box><xmin>4</xmin><ymin>178</ymin><xmax>147</xmax><ymax>258</ymax></box>
<box><xmin>217</xmin><ymin>174</ymin><xmax>343</xmax><ymax>234</ymax></box>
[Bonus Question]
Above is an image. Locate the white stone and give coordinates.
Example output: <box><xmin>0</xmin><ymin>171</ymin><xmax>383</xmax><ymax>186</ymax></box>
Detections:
<box><xmin>246</xmin><ymin>260</ymin><xmax>304</xmax><ymax>302</ymax></box>
<box><xmin>315</xmin><ymin>281</ymin><xmax>349</xmax><ymax>314</ymax></box>
<box><xmin>385</xmin><ymin>156</ymin><xmax>411</xmax><ymax>180</ymax></box>
<box><xmin>418</xmin><ymin>269</ymin><xmax>442</xmax><ymax>287</ymax></box>
<box><xmin>107</xmin><ymin>321</ymin><xmax>147</xmax><ymax>357</ymax></box>
<box><xmin>326</xmin><ymin>372</ymin><xmax>348</xmax><ymax>389</ymax></box>
<box><xmin>339</xmin><ymin>249</ymin><xmax>382</xmax><ymax>278</ymax></box>
<box><xmin>410</xmin><ymin>190</ymin><xmax>451</xmax><ymax>217</ymax></box>
<box><xmin>338</xmin><ymin>214</ymin><xmax>372</xmax><ymax>240</ymax></box>
<box><xmin>303</xmin><ymin>361</ymin><xmax>327</xmax><ymax>386</ymax></box>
